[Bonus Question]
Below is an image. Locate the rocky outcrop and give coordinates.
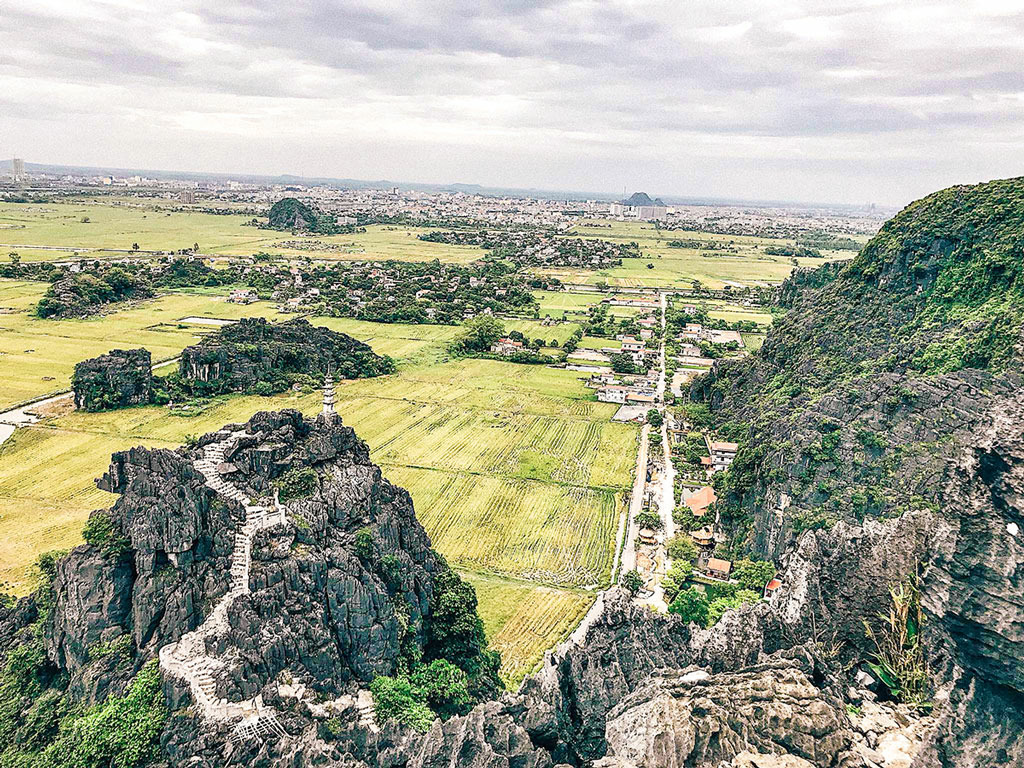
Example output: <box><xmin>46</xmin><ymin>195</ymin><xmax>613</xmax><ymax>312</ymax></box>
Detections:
<box><xmin>71</xmin><ymin>347</ymin><xmax>153</xmax><ymax>411</ymax></box>
<box><xmin>178</xmin><ymin>318</ymin><xmax>394</xmax><ymax>394</ymax></box>
<box><xmin>601</xmin><ymin>656</ymin><xmax>856</xmax><ymax>768</ymax></box>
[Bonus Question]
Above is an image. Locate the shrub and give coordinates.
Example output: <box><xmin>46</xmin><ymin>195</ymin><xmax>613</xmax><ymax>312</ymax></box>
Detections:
<box><xmin>275</xmin><ymin>466</ymin><xmax>317</xmax><ymax>503</ymax></box>
<box><xmin>82</xmin><ymin>512</ymin><xmax>129</xmax><ymax>556</ymax></box>
<box><xmin>864</xmin><ymin>574</ymin><xmax>930</xmax><ymax>709</ymax></box>
<box><xmin>354</xmin><ymin>527</ymin><xmax>374</xmax><ymax>560</ymax></box>
<box><xmin>707</xmin><ymin>589</ymin><xmax>761</xmax><ymax>626</ymax></box>
<box><xmin>409</xmin><ymin>659</ymin><xmax>472</xmax><ymax>719</ymax></box>
<box><xmin>36</xmin><ymin>661</ymin><xmax>167</xmax><ymax>768</ymax></box>
<box><xmin>369</xmin><ymin>675</ymin><xmax>434</xmax><ymax>732</ymax></box>
<box><xmin>621</xmin><ymin>569</ymin><xmax>643</xmax><ymax>595</ymax></box>
<box><xmin>731</xmin><ymin>559</ymin><xmax>776</xmax><ymax>592</ymax></box>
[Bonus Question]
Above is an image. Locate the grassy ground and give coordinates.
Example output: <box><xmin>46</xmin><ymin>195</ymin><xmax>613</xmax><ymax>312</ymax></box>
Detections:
<box><xmin>464</xmin><ymin>572</ymin><xmax>593</xmax><ymax>687</ymax></box>
<box><xmin>0</xmin><ymin>282</ymin><xmax>288</xmax><ymax>409</ymax></box>
<box><xmin>0</xmin><ymin>202</ymin><xmax>481</xmax><ymax>264</ymax></box>
<box><xmin>535</xmin><ymin>219</ymin><xmax>848</xmax><ymax>289</ymax></box>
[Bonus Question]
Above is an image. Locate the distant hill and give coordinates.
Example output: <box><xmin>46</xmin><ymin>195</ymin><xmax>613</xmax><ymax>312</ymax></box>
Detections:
<box><xmin>621</xmin><ymin>191</ymin><xmax>666</xmax><ymax>207</ymax></box>
<box><xmin>266</xmin><ymin>197</ymin><xmax>322</xmax><ymax>231</ymax></box>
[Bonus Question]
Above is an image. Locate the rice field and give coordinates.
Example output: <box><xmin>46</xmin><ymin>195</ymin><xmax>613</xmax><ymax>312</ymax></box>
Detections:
<box><xmin>0</xmin><ymin>282</ymin><xmax>289</xmax><ymax>409</ymax></box>
<box><xmin>0</xmin><ymin>352</ymin><xmax>637</xmax><ymax>686</ymax></box>
<box><xmin>389</xmin><ymin>467</ymin><xmax>622</xmax><ymax>586</ymax></box>
<box><xmin>465</xmin><ymin>572</ymin><xmax>593</xmax><ymax>686</ymax></box>
<box><xmin>534</xmin><ymin>219</ymin><xmax>849</xmax><ymax>289</ymax></box>
<box><xmin>0</xmin><ymin>202</ymin><xmax>481</xmax><ymax>264</ymax></box>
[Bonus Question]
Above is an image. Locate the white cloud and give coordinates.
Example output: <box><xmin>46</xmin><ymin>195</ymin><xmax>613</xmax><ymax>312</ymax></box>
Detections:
<box><xmin>1</xmin><ymin>0</ymin><xmax>1022</xmax><ymax>204</ymax></box>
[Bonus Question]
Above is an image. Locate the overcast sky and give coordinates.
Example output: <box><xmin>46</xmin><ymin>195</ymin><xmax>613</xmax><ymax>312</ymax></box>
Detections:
<box><xmin>2</xmin><ymin>0</ymin><xmax>1023</xmax><ymax>205</ymax></box>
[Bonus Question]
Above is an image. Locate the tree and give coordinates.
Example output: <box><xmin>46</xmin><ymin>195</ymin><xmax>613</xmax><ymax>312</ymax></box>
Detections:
<box><xmin>410</xmin><ymin>659</ymin><xmax>472</xmax><ymax>719</ymax></box>
<box><xmin>668</xmin><ymin>587</ymin><xmax>710</xmax><ymax>626</ymax></box>
<box><xmin>661</xmin><ymin>560</ymin><xmax>691</xmax><ymax>602</ymax></box>
<box><xmin>634</xmin><ymin>511</ymin><xmax>661</xmax><ymax>530</ymax></box>
<box><xmin>647</xmin><ymin>409</ymin><xmax>663</xmax><ymax>428</ymax></box>
<box><xmin>621</xmin><ymin>569</ymin><xmax>643</xmax><ymax>595</ymax></box>
<box><xmin>667</xmin><ymin>534</ymin><xmax>698</xmax><ymax>567</ymax></box>
<box><xmin>611</xmin><ymin>353</ymin><xmax>636</xmax><ymax>374</ymax></box>
<box><xmin>453</xmin><ymin>315</ymin><xmax>504</xmax><ymax>353</ymax></box>
<box><xmin>426</xmin><ymin>559</ymin><xmax>503</xmax><ymax>701</ymax></box>
<box><xmin>549</xmin><ymin>338</ymin><xmax>560</xmax><ymax>348</ymax></box>
<box><xmin>731</xmin><ymin>559</ymin><xmax>776</xmax><ymax>592</ymax></box>
<box><xmin>132</xmin><ymin>243</ymin><xmax>139</xmax><ymax>251</ymax></box>
<box><xmin>595</xmin><ymin>280</ymin><xmax>609</xmax><ymax>292</ymax></box>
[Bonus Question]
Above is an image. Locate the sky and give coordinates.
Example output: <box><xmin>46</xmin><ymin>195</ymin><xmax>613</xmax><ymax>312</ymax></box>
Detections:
<box><xmin>1</xmin><ymin>0</ymin><xmax>1023</xmax><ymax>206</ymax></box>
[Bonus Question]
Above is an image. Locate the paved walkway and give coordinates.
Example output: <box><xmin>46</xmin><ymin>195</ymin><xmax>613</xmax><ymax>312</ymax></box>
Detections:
<box><xmin>158</xmin><ymin>432</ymin><xmax>290</xmax><ymax>743</ymax></box>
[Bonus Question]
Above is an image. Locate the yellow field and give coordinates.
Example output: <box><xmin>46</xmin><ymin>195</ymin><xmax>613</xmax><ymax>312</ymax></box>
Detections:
<box><xmin>0</xmin><ymin>281</ymin><xmax>288</xmax><ymax>409</ymax></box>
<box><xmin>536</xmin><ymin>219</ymin><xmax>848</xmax><ymax>289</ymax></box>
<box><xmin>465</xmin><ymin>572</ymin><xmax>593</xmax><ymax>687</ymax></box>
<box><xmin>0</xmin><ymin>202</ymin><xmax>481</xmax><ymax>264</ymax></box>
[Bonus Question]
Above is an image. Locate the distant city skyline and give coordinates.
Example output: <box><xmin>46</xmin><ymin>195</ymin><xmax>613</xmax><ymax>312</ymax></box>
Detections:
<box><xmin>3</xmin><ymin>1</ymin><xmax>1023</xmax><ymax>207</ymax></box>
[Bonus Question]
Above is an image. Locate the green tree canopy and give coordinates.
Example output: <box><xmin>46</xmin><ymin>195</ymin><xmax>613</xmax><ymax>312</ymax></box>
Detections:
<box><xmin>668</xmin><ymin>587</ymin><xmax>710</xmax><ymax>626</ymax></box>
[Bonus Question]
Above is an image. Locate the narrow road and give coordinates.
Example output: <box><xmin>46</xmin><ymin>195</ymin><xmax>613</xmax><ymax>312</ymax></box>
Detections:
<box><xmin>0</xmin><ymin>357</ymin><xmax>180</xmax><ymax>448</ymax></box>
<box><xmin>619</xmin><ymin>422</ymin><xmax>650</xmax><ymax>578</ymax></box>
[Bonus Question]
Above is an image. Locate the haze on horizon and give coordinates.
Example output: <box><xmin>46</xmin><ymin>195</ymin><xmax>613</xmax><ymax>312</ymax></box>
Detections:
<box><xmin>2</xmin><ymin>0</ymin><xmax>1023</xmax><ymax>207</ymax></box>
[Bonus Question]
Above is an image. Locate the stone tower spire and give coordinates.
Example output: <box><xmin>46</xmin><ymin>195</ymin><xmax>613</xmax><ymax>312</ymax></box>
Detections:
<box><xmin>322</xmin><ymin>369</ymin><xmax>336</xmax><ymax>418</ymax></box>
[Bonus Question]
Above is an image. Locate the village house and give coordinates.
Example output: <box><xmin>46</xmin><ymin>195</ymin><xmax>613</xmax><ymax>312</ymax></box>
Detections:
<box><xmin>763</xmin><ymin>578</ymin><xmax>783</xmax><ymax>600</ymax></box>
<box><xmin>627</xmin><ymin>391</ymin><xmax>656</xmax><ymax>405</ymax></box>
<box><xmin>597</xmin><ymin>386</ymin><xmax>629</xmax><ymax>404</ymax></box>
<box><xmin>490</xmin><ymin>338</ymin><xmax>523</xmax><ymax>356</ymax></box>
<box><xmin>706</xmin><ymin>557</ymin><xmax>732</xmax><ymax>581</ymax></box>
<box><xmin>588</xmin><ymin>372</ymin><xmax>617</xmax><ymax>387</ymax></box>
<box><xmin>707</xmin><ymin>438</ymin><xmax>739</xmax><ymax>472</ymax></box>
<box><xmin>679</xmin><ymin>342</ymin><xmax>702</xmax><ymax>357</ymax></box>
<box><xmin>684</xmin><ymin>485</ymin><xmax>717</xmax><ymax>517</ymax></box>
<box><xmin>621</xmin><ymin>337</ymin><xmax>646</xmax><ymax>354</ymax></box>
<box><xmin>636</xmin><ymin>316</ymin><xmax>658</xmax><ymax>328</ymax></box>
<box><xmin>639</xmin><ymin>328</ymin><xmax>653</xmax><ymax>340</ymax></box>
<box><xmin>228</xmin><ymin>288</ymin><xmax>258</xmax><ymax>304</ymax></box>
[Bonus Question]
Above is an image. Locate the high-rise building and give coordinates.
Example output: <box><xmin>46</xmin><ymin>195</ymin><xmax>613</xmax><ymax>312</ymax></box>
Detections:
<box><xmin>179</xmin><ymin>189</ymin><xmax>196</xmax><ymax>204</ymax></box>
<box><xmin>11</xmin><ymin>158</ymin><xmax>25</xmax><ymax>181</ymax></box>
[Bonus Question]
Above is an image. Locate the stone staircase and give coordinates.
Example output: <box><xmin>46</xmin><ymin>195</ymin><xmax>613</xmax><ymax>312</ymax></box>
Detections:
<box><xmin>355</xmin><ymin>689</ymin><xmax>377</xmax><ymax>731</ymax></box>
<box><xmin>158</xmin><ymin>431</ymin><xmax>289</xmax><ymax>744</ymax></box>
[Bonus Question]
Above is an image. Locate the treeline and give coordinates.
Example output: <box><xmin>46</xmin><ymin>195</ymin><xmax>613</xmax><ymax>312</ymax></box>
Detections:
<box><xmin>32</xmin><ymin>259</ymin><xmax>234</xmax><ymax>319</ymax></box>
<box><xmin>419</xmin><ymin>229</ymin><xmax>636</xmax><ymax>269</ymax></box>
<box><xmin>763</xmin><ymin>244</ymin><xmax>823</xmax><ymax>258</ymax></box>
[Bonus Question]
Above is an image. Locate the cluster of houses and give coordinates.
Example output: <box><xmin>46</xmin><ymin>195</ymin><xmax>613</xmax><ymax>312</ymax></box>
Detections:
<box><xmin>678</xmin><ymin>323</ymin><xmax>744</xmax><ymax>348</ymax></box>
<box><xmin>490</xmin><ymin>338</ymin><xmax>524</xmax><ymax>355</ymax></box>
<box><xmin>589</xmin><ymin>370</ymin><xmax>657</xmax><ymax>406</ymax></box>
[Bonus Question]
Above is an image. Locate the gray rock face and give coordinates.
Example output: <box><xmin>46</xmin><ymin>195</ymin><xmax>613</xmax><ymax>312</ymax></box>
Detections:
<box><xmin>71</xmin><ymin>347</ymin><xmax>153</xmax><ymax>411</ymax></box>
<box><xmin>178</xmin><ymin>318</ymin><xmax>393</xmax><ymax>393</ymax></box>
<box><xmin>601</xmin><ymin>656</ymin><xmax>857</xmax><ymax>768</ymax></box>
